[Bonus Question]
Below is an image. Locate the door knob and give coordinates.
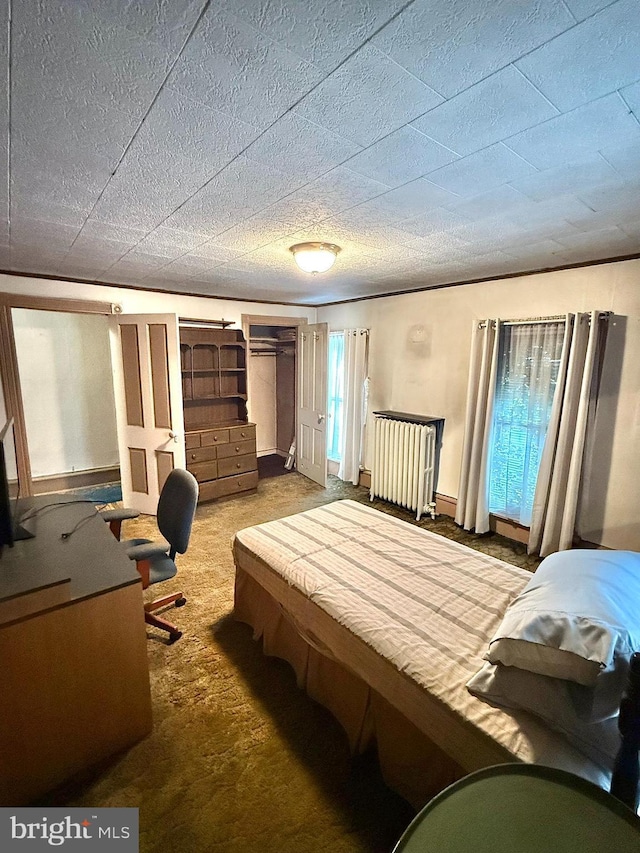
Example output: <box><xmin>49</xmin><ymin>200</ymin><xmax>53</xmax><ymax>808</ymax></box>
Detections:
<box><xmin>317</xmin><ymin>414</ymin><xmax>325</xmax><ymax>423</ymax></box>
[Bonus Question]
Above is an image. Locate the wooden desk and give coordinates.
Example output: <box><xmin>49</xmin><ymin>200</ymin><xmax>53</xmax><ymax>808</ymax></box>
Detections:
<box><xmin>0</xmin><ymin>496</ymin><xmax>152</xmax><ymax>805</ymax></box>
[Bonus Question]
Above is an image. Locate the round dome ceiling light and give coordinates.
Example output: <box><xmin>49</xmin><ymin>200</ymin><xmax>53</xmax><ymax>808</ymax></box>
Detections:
<box><xmin>289</xmin><ymin>242</ymin><xmax>341</xmax><ymax>274</ymax></box>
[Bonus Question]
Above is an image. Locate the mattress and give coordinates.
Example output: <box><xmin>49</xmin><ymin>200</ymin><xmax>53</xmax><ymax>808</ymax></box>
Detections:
<box><xmin>232</xmin><ymin>499</ymin><xmax>611</xmax><ymax>798</ymax></box>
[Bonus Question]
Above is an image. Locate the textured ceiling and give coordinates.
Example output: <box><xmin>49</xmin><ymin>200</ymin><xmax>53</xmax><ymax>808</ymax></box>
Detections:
<box><xmin>2</xmin><ymin>0</ymin><xmax>640</xmax><ymax>305</ymax></box>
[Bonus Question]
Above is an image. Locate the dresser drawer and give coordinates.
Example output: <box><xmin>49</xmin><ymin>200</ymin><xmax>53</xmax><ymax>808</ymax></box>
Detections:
<box><xmin>217</xmin><ymin>439</ymin><xmax>256</xmax><ymax>460</ymax></box>
<box><xmin>197</xmin><ymin>479</ymin><xmax>220</xmax><ymax>503</ymax></box>
<box><xmin>214</xmin><ymin>470</ymin><xmax>259</xmax><ymax>498</ymax></box>
<box><xmin>229</xmin><ymin>424</ymin><xmax>256</xmax><ymax>443</ymax></box>
<box><xmin>217</xmin><ymin>454</ymin><xmax>256</xmax><ymax>478</ymax></box>
<box><xmin>187</xmin><ymin>459</ymin><xmax>218</xmax><ymax>482</ymax></box>
<box><xmin>200</xmin><ymin>429</ymin><xmax>230</xmax><ymax>447</ymax></box>
<box><xmin>186</xmin><ymin>445</ymin><xmax>217</xmax><ymax>464</ymax></box>
<box><xmin>185</xmin><ymin>433</ymin><xmax>201</xmax><ymax>450</ymax></box>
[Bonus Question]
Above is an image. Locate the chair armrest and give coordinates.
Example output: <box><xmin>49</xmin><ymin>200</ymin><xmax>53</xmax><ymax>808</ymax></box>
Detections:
<box><xmin>126</xmin><ymin>541</ymin><xmax>169</xmax><ymax>562</ymax></box>
<box><xmin>100</xmin><ymin>508</ymin><xmax>140</xmax><ymax>522</ymax></box>
<box><xmin>100</xmin><ymin>507</ymin><xmax>140</xmax><ymax>540</ymax></box>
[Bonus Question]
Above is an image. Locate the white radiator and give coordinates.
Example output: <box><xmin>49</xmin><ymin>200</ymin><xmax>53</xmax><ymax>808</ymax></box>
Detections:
<box><xmin>370</xmin><ymin>416</ymin><xmax>437</xmax><ymax>521</ymax></box>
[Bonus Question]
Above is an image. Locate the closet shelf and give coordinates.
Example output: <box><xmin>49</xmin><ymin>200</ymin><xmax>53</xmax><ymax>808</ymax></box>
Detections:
<box><xmin>183</xmin><ymin>393</ymin><xmax>247</xmax><ymax>403</ymax></box>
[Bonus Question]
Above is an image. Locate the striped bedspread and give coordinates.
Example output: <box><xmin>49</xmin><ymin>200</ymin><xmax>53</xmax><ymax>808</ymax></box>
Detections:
<box><xmin>233</xmin><ymin>499</ymin><xmax>611</xmax><ymax>787</ymax></box>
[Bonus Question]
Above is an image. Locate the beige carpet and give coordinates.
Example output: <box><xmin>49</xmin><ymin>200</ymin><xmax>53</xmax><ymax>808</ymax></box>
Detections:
<box><xmin>40</xmin><ymin>470</ymin><xmax>539</xmax><ymax>853</ymax></box>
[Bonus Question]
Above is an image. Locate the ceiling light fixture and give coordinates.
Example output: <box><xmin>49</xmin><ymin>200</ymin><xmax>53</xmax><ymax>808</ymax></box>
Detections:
<box><xmin>289</xmin><ymin>242</ymin><xmax>341</xmax><ymax>274</ymax></box>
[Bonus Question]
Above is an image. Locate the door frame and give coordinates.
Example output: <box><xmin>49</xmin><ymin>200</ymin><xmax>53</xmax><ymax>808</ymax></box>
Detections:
<box><xmin>241</xmin><ymin>314</ymin><xmax>307</xmax><ymax>460</ymax></box>
<box><xmin>0</xmin><ymin>292</ymin><xmax>118</xmax><ymax>497</ymax></box>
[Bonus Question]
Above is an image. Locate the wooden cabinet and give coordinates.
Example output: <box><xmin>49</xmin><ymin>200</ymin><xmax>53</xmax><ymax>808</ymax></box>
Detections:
<box><xmin>180</xmin><ymin>327</ymin><xmax>257</xmax><ymax>502</ymax></box>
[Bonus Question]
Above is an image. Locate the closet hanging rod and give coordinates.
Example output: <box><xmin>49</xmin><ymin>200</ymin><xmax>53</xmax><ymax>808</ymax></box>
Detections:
<box><xmin>179</xmin><ymin>317</ymin><xmax>234</xmax><ymax>328</ymax></box>
<box><xmin>250</xmin><ymin>348</ymin><xmax>292</xmax><ymax>356</ymax></box>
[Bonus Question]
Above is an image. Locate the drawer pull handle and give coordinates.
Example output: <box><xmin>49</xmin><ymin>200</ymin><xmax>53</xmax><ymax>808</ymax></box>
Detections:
<box><xmin>236</xmin><ymin>462</ymin><xmax>241</xmax><ymax>468</ymax></box>
<box><xmin>241</xmin><ymin>432</ymin><xmax>246</xmax><ymax>437</ymax></box>
<box><xmin>235</xmin><ymin>446</ymin><xmax>240</xmax><ymax>452</ymax></box>
<box><xmin>191</xmin><ymin>454</ymin><xmax>196</xmax><ymax>460</ymax></box>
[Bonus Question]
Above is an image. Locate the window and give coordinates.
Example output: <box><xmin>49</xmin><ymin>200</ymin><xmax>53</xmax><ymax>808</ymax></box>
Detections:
<box><xmin>327</xmin><ymin>332</ymin><xmax>345</xmax><ymax>461</ymax></box>
<box><xmin>487</xmin><ymin>321</ymin><xmax>564</xmax><ymax>525</ymax></box>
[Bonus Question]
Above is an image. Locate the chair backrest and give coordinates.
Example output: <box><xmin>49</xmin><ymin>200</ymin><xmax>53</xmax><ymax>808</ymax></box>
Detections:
<box><xmin>156</xmin><ymin>468</ymin><xmax>199</xmax><ymax>558</ymax></box>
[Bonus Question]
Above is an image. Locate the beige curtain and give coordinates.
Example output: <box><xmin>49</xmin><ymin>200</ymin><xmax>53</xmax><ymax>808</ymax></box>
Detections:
<box><xmin>338</xmin><ymin>329</ymin><xmax>369</xmax><ymax>485</ymax></box>
<box><xmin>455</xmin><ymin>319</ymin><xmax>500</xmax><ymax>534</ymax></box>
<box><xmin>528</xmin><ymin>311</ymin><xmax>609</xmax><ymax>556</ymax></box>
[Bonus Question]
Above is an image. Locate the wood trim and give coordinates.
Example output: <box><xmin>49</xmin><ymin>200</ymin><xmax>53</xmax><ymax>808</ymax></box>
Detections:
<box><xmin>435</xmin><ymin>493</ymin><xmax>457</xmax><ymax>517</ymax></box>
<box><xmin>317</xmin><ymin>252</ymin><xmax>640</xmax><ymax>307</ymax></box>
<box><xmin>0</xmin><ymin>302</ymin><xmax>33</xmax><ymax>495</ymax></box>
<box><xmin>0</xmin><ymin>291</ymin><xmax>116</xmax><ymax>500</ymax></box>
<box><xmin>241</xmin><ymin>314</ymin><xmax>308</xmax><ymax>328</ymax></box>
<box><xmin>31</xmin><ymin>465</ymin><xmax>120</xmax><ymax>495</ymax></box>
<box><xmin>3</xmin><ymin>251</ymin><xmax>638</xmax><ymax>309</ymax></box>
<box><xmin>358</xmin><ymin>469</ymin><xmax>370</xmax><ymax>488</ymax></box>
<box><xmin>431</xmin><ymin>493</ymin><xmax>530</xmax><ymax>544</ymax></box>
<box><xmin>492</xmin><ymin>514</ymin><xmax>530</xmax><ymax>545</ymax></box>
<box><xmin>0</xmin><ymin>290</ymin><xmax>113</xmax><ymax>315</ymax></box>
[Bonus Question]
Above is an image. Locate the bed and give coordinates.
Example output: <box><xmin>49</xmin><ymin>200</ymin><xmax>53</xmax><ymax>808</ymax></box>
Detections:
<box><xmin>232</xmin><ymin>499</ymin><xmax>626</xmax><ymax>809</ymax></box>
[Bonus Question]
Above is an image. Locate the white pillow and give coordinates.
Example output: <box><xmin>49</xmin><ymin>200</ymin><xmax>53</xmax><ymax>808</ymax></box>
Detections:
<box><xmin>467</xmin><ymin>662</ymin><xmax>622</xmax><ymax>768</ymax></box>
<box><xmin>485</xmin><ymin>550</ymin><xmax>640</xmax><ymax>686</ymax></box>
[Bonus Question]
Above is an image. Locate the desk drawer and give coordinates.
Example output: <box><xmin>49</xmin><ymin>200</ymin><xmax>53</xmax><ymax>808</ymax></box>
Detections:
<box><xmin>217</xmin><ymin>439</ymin><xmax>256</xmax><ymax>459</ymax></box>
<box><xmin>217</xmin><ymin>454</ymin><xmax>256</xmax><ymax>478</ymax></box>
<box><xmin>187</xmin><ymin>459</ymin><xmax>218</xmax><ymax>481</ymax></box>
<box><xmin>185</xmin><ymin>433</ymin><xmax>201</xmax><ymax>450</ymax></box>
<box><xmin>187</xmin><ymin>445</ymin><xmax>217</xmax><ymax>464</ymax></box>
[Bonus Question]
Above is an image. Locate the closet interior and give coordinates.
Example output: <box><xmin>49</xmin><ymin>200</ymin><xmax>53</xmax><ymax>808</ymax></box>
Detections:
<box><xmin>247</xmin><ymin>323</ymin><xmax>297</xmax><ymax>466</ymax></box>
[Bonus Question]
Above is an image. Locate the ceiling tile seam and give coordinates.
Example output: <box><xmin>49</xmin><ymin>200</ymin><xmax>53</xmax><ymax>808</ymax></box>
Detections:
<box><xmin>60</xmin><ymin>0</ymin><xmax>214</xmax><ymax>259</ymax></box>
<box><xmin>597</xmin><ymin>149</ymin><xmax>631</xmax><ymax>182</ymax></box>
<box><xmin>509</xmin><ymin>63</ymin><xmax>562</xmax><ymax>114</ymax></box>
<box><xmin>107</xmin><ymin>0</ymin><xmax>424</xmax><ymax>263</ymax></box>
<box><xmin>119</xmin><ymin>135</ymin><xmax>552</xmax><ymax>290</ymax></box>
<box><xmin>399</xmin><ymin>123</ymin><xmax>462</xmax><ymax>157</ymax></box>
<box><xmin>557</xmin><ymin>0</ymin><xmax>579</xmax><ymax>25</ymax></box>
<box><xmin>617</xmin><ymin>88</ymin><xmax>640</xmax><ymax>129</ymax></box>
<box><xmin>365</xmin><ymin>45</ymin><xmax>446</xmax><ymax>101</ymax></box>
<box><xmin>125</xmin><ymin>169</ymin><xmax>458</xmax><ymax>279</ymax></box>
<box><xmin>405</xmin><ymin>60</ymin><xmax>562</xmax><ymax>136</ymax></box>
<box><xmin>371</xmin><ymin>12</ymin><xmax>580</xmax><ymax>103</ymax></box>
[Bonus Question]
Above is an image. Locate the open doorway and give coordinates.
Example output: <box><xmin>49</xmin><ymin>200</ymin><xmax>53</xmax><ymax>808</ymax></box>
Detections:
<box><xmin>242</xmin><ymin>314</ymin><xmax>305</xmax><ymax>480</ymax></box>
<box><xmin>11</xmin><ymin>307</ymin><xmax>120</xmax><ymax>500</ymax></box>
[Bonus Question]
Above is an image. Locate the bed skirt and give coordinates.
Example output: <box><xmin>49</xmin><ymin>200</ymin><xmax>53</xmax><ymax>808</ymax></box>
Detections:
<box><xmin>234</xmin><ymin>566</ymin><xmax>465</xmax><ymax>808</ymax></box>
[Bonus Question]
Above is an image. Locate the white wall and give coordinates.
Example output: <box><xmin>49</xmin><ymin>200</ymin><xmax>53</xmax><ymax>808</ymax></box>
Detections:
<box><xmin>318</xmin><ymin>259</ymin><xmax>640</xmax><ymax>551</ymax></box>
<box><xmin>12</xmin><ymin>309</ymin><xmax>118</xmax><ymax>477</ymax></box>
<box><xmin>250</xmin><ymin>356</ymin><xmax>278</xmax><ymax>454</ymax></box>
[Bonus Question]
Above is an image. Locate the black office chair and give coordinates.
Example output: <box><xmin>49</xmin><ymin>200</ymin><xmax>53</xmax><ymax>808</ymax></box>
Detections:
<box><xmin>103</xmin><ymin>468</ymin><xmax>199</xmax><ymax>643</ymax></box>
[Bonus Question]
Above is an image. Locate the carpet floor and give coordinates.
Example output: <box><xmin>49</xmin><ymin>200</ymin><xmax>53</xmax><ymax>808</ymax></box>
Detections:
<box><xmin>39</xmin><ymin>472</ymin><xmax>539</xmax><ymax>853</ymax></box>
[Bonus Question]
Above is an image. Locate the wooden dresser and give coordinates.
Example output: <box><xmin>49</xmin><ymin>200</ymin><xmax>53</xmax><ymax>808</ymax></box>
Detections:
<box><xmin>180</xmin><ymin>325</ymin><xmax>257</xmax><ymax>503</ymax></box>
<box><xmin>185</xmin><ymin>423</ymin><xmax>258</xmax><ymax>502</ymax></box>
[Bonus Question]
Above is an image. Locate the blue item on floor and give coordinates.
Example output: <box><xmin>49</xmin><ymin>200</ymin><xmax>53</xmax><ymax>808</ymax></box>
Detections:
<box><xmin>68</xmin><ymin>482</ymin><xmax>123</xmax><ymax>504</ymax></box>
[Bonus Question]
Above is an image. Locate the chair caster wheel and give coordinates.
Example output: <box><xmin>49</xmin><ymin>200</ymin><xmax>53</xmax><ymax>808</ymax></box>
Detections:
<box><xmin>176</xmin><ymin>597</ymin><xmax>187</xmax><ymax>607</ymax></box>
<box><xmin>168</xmin><ymin>631</ymin><xmax>182</xmax><ymax>644</ymax></box>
